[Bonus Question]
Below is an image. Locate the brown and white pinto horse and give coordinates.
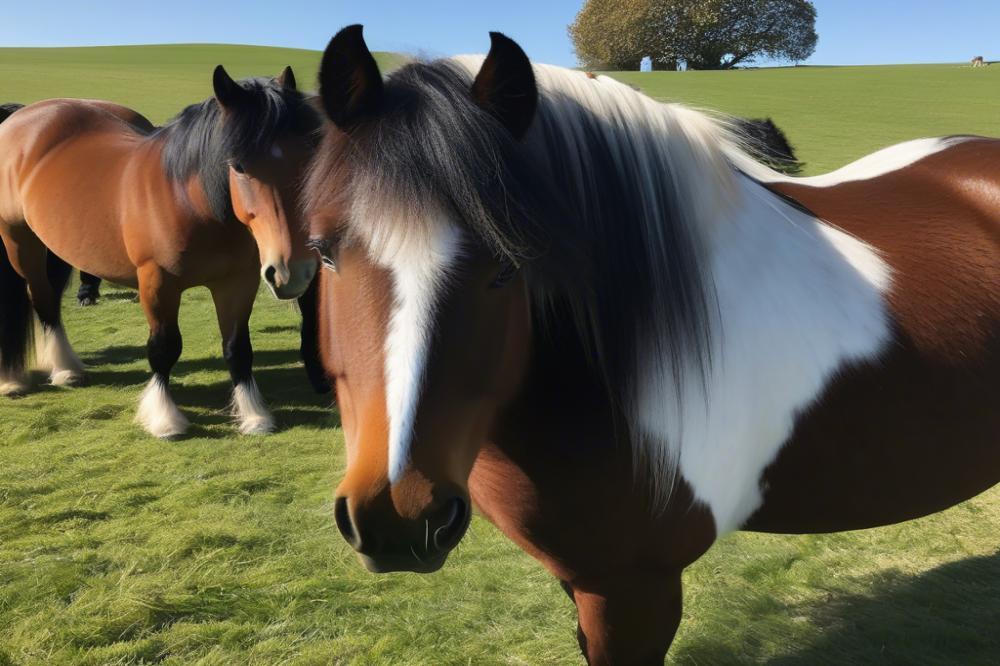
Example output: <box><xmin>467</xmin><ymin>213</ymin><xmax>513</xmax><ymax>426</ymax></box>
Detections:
<box><xmin>305</xmin><ymin>26</ymin><xmax>999</xmax><ymax>664</ymax></box>
<box><xmin>0</xmin><ymin>67</ymin><xmax>320</xmax><ymax>437</ymax></box>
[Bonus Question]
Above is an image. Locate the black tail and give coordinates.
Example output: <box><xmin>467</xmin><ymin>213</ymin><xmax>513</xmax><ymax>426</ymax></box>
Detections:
<box><xmin>0</xmin><ymin>103</ymin><xmax>33</xmax><ymax>380</ymax></box>
<box><xmin>0</xmin><ymin>242</ymin><xmax>33</xmax><ymax>380</ymax></box>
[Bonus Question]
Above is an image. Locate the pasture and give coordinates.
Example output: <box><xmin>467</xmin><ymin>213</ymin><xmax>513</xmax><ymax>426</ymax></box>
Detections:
<box><xmin>1</xmin><ymin>45</ymin><xmax>999</xmax><ymax>665</ymax></box>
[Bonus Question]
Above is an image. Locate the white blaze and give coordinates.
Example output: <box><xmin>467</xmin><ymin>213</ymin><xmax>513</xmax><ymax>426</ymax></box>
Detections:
<box><xmin>383</xmin><ymin>224</ymin><xmax>463</xmax><ymax>483</ymax></box>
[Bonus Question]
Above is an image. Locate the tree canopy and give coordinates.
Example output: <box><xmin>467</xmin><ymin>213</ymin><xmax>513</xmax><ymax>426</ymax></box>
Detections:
<box><xmin>569</xmin><ymin>0</ymin><xmax>818</xmax><ymax>70</ymax></box>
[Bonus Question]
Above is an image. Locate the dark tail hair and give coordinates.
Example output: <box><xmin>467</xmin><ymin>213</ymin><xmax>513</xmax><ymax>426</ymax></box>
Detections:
<box><xmin>0</xmin><ymin>104</ymin><xmax>33</xmax><ymax>379</ymax></box>
<box><xmin>0</xmin><ymin>242</ymin><xmax>33</xmax><ymax>380</ymax></box>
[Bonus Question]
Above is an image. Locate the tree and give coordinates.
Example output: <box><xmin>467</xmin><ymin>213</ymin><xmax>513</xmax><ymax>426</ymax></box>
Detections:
<box><xmin>568</xmin><ymin>0</ymin><xmax>652</xmax><ymax>70</ymax></box>
<box><xmin>569</xmin><ymin>0</ymin><xmax>817</xmax><ymax>71</ymax></box>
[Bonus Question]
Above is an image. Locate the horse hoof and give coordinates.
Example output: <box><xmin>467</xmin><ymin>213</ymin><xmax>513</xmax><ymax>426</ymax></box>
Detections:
<box><xmin>78</xmin><ymin>297</ymin><xmax>97</xmax><ymax>307</ymax></box>
<box><xmin>136</xmin><ymin>379</ymin><xmax>190</xmax><ymax>438</ymax></box>
<box><xmin>50</xmin><ymin>370</ymin><xmax>84</xmax><ymax>387</ymax></box>
<box><xmin>141</xmin><ymin>415</ymin><xmax>190</xmax><ymax>440</ymax></box>
<box><xmin>238</xmin><ymin>416</ymin><xmax>276</xmax><ymax>436</ymax></box>
<box><xmin>0</xmin><ymin>380</ymin><xmax>28</xmax><ymax>397</ymax></box>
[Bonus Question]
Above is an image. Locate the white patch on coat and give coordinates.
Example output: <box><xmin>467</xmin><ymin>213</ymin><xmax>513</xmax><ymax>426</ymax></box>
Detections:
<box><xmin>636</xmin><ymin>177</ymin><xmax>893</xmax><ymax>534</ymax></box>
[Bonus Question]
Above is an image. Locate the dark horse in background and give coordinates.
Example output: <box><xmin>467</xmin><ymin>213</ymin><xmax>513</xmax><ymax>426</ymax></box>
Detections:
<box><xmin>733</xmin><ymin>116</ymin><xmax>800</xmax><ymax>173</ymax></box>
<box><xmin>0</xmin><ymin>67</ymin><xmax>325</xmax><ymax>438</ymax></box>
<box><xmin>306</xmin><ymin>27</ymin><xmax>998</xmax><ymax>665</ymax></box>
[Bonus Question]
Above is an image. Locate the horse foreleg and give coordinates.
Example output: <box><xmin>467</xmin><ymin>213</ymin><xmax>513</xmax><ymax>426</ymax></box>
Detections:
<box><xmin>210</xmin><ymin>274</ymin><xmax>274</xmax><ymax>435</ymax></box>
<box><xmin>296</xmin><ymin>273</ymin><xmax>332</xmax><ymax>394</ymax></box>
<box><xmin>567</xmin><ymin>571</ymin><xmax>684</xmax><ymax>666</ymax></box>
<box><xmin>136</xmin><ymin>265</ymin><xmax>188</xmax><ymax>438</ymax></box>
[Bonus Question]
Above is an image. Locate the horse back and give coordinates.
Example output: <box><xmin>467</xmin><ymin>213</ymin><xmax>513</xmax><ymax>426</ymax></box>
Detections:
<box><xmin>749</xmin><ymin>138</ymin><xmax>1000</xmax><ymax>533</ymax></box>
<box><xmin>0</xmin><ymin>99</ymin><xmax>156</xmax><ymax>282</ymax></box>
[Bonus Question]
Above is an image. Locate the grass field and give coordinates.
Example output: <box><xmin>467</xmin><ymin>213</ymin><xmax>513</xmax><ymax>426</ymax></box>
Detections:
<box><xmin>1</xmin><ymin>45</ymin><xmax>999</xmax><ymax>665</ymax></box>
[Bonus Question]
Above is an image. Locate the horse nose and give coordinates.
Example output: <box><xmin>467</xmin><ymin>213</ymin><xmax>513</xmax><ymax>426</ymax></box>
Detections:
<box><xmin>334</xmin><ymin>496</ymin><xmax>362</xmax><ymax>550</ymax></box>
<box><xmin>264</xmin><ymin>265</ymin><xmax>277</xmax><ymax>287</ymax></box>
<box><xmin>262</xmin><ymin>262</ymin><xmax>290</xmax><ymax>289</ymax></box>
<box><xmin>333</xmin><ymin>495</ymin><xmax>470</xmax><ymax>558</ymax></box>
<box><xmin>428</xmin><ymin>496</ymin><xmax>470</xmax><ymax>552</ymax></box>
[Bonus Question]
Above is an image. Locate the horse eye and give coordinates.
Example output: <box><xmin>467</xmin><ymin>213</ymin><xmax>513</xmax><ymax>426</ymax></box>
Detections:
<box><xmin>489</xmin><ymin>261</ymin><xmax>518</xmax><ymax>289</ymax></box>
<box><xmin>308</xmin><ymin>238</ymin><xmax>339</xmax><ymax>273</ymax></box>
<box><xmin>231</xmin><ymin>161</ymin><xmax>246</xmax><ymax>174</ymax></box>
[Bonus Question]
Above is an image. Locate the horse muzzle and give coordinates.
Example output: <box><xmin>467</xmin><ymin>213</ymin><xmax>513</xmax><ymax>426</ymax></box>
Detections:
<box><xmin>262</xmin><ymin>258</ymin><xmax>317</xmax><ymax>300</ymax></box>
<box><xmin>333</xmin><ymin>494</ymin><xmax>472</xmax><ymax>574</ymax></box>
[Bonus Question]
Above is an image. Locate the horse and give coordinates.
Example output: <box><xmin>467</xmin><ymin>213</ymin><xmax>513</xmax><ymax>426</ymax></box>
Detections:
<box><xmin>971</xmin><ymin>55</ymin><xmax>987</xmax><ymax>67</ymax></box>
<box><xmin>2</xmin><ymin>101</ymin><xmax>144</xmax><ymax>308</ymax></box>
<box><xmin>304</xmin><ymin>26</ymin><xmax>999</xmax><ymax>665</ymax></box>
<box><xmin>732</xmin><ymin>116</ymin><xmax>800</xmax><ymax>174</ymax></box>
<box><xmin>0</xmin><ymin>66</ymin><xmax>321</xmax><ymax>438</ymax></box>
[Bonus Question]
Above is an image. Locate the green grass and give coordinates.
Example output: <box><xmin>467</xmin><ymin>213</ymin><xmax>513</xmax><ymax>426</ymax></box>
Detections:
<box><xmin>0</xmin><ymin>44</ymin><xmax>405</xmax><ymax>123</ymax></box>
<box><xmin>1</xmin><ymin>46</ymin><xmax>999</xmax><ymax>665</ymax></box>
<box><xmin>610</xmin><ymin>64</ymin><xmax>1000</xmax><ymax>175</ymax></box>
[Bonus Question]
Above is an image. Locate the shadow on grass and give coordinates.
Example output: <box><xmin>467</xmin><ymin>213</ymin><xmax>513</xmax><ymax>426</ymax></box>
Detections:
<box><xmin>677</xmin><ymin>552</ymin><xmax>1000</xmax><ymax>665</ymax></box>
<box><xmin>63</xmin><ymin>349</ymin><xmax>338</xmax><ymax>436</ymax></box>
<box><xmin>81</xmin><ymin>346</ymin><xmax>304</xmax><ymax>371</ymax></box>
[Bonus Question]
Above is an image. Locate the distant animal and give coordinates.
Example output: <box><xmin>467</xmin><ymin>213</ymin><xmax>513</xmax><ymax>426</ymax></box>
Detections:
<box><xmin>306</xmin><ymin>26</ymin><xmax>1000</xmax><ymax>664</ymax></box>
<box><xmin>732</xmin><ymin>117</ymin><xmax>801</xmax><ymax>174</ymax></box>
<box><xmin>972</xmin><ymin>56</ymin><xmax>987</xmax><ymax>67</ymax></box>
<box><xmin>0</xmin><ymin>67</ymin><xmax>322</xmax><ymax>437</ymax></box>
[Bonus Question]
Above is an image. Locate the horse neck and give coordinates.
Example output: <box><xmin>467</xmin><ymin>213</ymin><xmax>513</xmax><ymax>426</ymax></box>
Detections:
<box><xmin>494</xmin><ymin>170</ymin><xmax>894</xmax><ymax>531</ymax></box>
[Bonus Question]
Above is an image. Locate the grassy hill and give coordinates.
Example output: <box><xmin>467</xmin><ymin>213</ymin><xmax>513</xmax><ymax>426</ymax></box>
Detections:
<box><xmin>611</xmin><ymin>63</ymin><xmax>1000</xmax><ymax>174</ymax></box>
<box><xmin>1</xmin><ymin>46</ymin><xmax>998</xmax><ymax>665</ymax></box>
<box><xmin>0</xmin><ymin>44</ymin><xmax>404</xmax><ymax>123</ymax></box>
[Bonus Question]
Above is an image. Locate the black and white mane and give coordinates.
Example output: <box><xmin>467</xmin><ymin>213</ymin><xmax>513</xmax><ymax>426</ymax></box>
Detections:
<box><xmin>156</xmin><ymin>77</ymin><xmax>320</xmax><ymax>220</ymax></box>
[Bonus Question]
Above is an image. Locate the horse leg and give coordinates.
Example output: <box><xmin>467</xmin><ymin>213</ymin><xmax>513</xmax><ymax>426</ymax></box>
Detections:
<box><xmin>77</xmin><ymin>271</ymin><xmax>102</xmax><ymax>306</ymax></box>
<box><xmin>135</xmin><ymin>264</ymin><xmax>188</xmax><ymax>438</ymax></box>
<box><xmin>567</xmin><ymin>572</ymin><xmax>684</xmax><ymax>666</ymax></box>
<box><xmin>3</xmin><ymin>226</ymin><xmax>84</xmax><ymax>387</ymax></box>
<box><xmin>210</xmin><ymin>274</ymin><xmax>274</xmax><ymax>435</ymax></box>
<box><xmin>297</xmin><ymin>273</ymin><xmax>331</xmax><ymax>394</ymax></box>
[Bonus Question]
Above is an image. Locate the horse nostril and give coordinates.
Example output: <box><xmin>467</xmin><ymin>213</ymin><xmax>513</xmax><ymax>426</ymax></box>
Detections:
<box><xmin>334</xmin><ymin>497</ymin><xmax>360</xmax><ymax>549</ymax></box>
<box><xmin>431</xmin><ymin>496</ymin><xmax>470</xmax><ymax>552</ymax></box>
<box><xmin>264</xmin><ymin>265</ymin><xmax>277</xmax><ymax>286</ymax></box>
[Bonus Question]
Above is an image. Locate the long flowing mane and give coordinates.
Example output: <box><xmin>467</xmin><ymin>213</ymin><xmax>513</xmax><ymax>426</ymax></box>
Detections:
<box><xmin>155</xmin><ymin>78</ymin><xmax>320</xmax><ymax>220</ymax></box>
<box><xmin>306</xmin><ymin>55</ymin><xmax>780</xmax><ymax>499</ymax></box>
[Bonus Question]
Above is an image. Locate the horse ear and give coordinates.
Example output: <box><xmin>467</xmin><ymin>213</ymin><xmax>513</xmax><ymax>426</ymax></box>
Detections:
<box><xmin>276</xmin><ymin>66</ymin><xmax>296</xmax><ymax>91</ymax></box>
<box><xmin>471</xmin><ymin>32</ymin><xmax>538</xmax><ymax>139</ymax></box>
<box><xmin>213</xmin><ymin>65</ymin><xmax>250</xmax><ymax>109</ymax></box>
<box><xmin>318</xmin><ymin>24</ymin><xmax>383</xmax><ymax>129</ymax></box>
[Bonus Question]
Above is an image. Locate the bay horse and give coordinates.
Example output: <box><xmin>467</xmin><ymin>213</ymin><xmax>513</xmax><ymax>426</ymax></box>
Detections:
<box><xmin>305</xmin><ymin>26</ymin><xmax>999</xmax><ymax>665</ymax></box>
<box><xmin>0</xmin><ymin>66</ymin><xmax>321</xmax><ymax>437</ymax></box>
<box><xmin>2</xmin><ymin>102</ymin><xmax>142</xmax><ymax>308</ymax></box>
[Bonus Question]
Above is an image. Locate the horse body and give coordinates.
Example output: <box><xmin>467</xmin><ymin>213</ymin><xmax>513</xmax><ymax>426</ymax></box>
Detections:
<box><xmin>0</xmin><ymin>69</ymin><xmax>321</xmax><ymax>435</ymax></box>
<box><xmin>3</xmin><ymin>100</ymin><xmax>156</xmax><ymax>285</ymax></box>
<box><xmin>307</xmin><ymin>27</ymin><xmax>999</xmax><ymax>664</ymax></box>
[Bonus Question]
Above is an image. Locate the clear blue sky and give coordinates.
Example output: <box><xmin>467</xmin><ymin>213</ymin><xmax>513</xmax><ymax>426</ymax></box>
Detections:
<box><xmin>2</xmin><ymin>1</ymin><xmax>998</xmax><ymax>67</ymax></box>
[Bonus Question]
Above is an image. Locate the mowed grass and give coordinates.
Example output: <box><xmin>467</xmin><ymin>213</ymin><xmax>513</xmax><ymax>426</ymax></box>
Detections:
<box><xmin>1</xmin><ymin>45</ymin><xmax>999</xmax><ymax>665</ymax></box>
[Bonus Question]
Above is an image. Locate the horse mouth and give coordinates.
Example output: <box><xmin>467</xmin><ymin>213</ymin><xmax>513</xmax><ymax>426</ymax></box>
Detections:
<box><xmin>357</xmin><ymin>551</ymin><xmax>450</xmax><ymax>574</ymax></box>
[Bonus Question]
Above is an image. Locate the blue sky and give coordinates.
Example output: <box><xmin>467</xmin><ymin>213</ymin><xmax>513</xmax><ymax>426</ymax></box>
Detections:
<box><xmin>2</xmin><ymin>1</ymin><xmax>998</xmax><ymax>67</ymax></box>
